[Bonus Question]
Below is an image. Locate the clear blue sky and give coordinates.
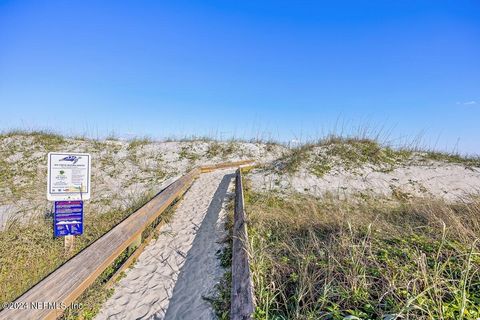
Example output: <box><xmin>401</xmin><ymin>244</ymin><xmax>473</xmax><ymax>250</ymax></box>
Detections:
<box><xmin>0</xmin><ymin>1</ymin><xmax>479</xmax><ymax>153</ymax></box>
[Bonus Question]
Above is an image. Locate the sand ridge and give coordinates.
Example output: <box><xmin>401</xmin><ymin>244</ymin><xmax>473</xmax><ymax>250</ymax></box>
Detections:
<box><xmin>95</xmin><ymin>169</ymin><xmax>235</xmax><ymax>320</ymax></box>
<box><xmin>250</xmin><ymin>162</ymin><xmax>480</xmax><ymax>200</ymax></box>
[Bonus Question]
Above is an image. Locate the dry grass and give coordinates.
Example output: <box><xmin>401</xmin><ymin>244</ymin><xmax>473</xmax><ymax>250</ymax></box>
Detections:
<box><xmin>276</xmin><ymin>136</ymin><xmax>478</xmax><ymax>178</ymax></box>
<box><xmin>205</xmin><ymin>198</ymin><xmax>235</xmax><ymax>320</ymax></box>
<box><xmin>0</xmin><ymin>192</ymin><xmax>155</xmax><ymax>317</ymax></box>
<box><xmin>206</xmin><ymin>141</ymin><xmax>240</xmax><ymax>159</ymax></box>
<box><xmin>245</xmin><ymin>188</ymin><xmax>480</xmax><ymax>319</ymax></box>
<box><xmin>277</xmin><ymin>137</ymin><xmax>413</xmax><ymax>177</ymax></box>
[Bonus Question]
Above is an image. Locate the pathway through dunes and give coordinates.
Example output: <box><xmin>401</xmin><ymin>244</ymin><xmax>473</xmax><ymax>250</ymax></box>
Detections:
<box><xmin>96</xmin><ymin>169</ymin><xmax>235</xmax><ymax>320</ymax></box>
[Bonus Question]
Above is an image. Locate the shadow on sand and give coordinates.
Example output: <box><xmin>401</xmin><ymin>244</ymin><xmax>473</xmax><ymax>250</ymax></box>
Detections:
<box><xmin>161</xmin><ymin>173</ymin><xmax>235</xmax><ymax>320</ymax></box>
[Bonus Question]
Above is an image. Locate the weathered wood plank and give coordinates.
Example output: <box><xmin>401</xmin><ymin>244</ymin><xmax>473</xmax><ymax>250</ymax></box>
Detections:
<box><xmin>230</xmin><ymin>169</ymin><xmax>255</xmax><ymax>320</ymax></box>
<box><xmin>0</xmin><ymin>168</ymin><xmax>201</xmax><ymax>320</ymax></box>
<box><xmin>200</xmin><ymin>160</ymin><xmax>255</xmax><ymax>173</ymax></box>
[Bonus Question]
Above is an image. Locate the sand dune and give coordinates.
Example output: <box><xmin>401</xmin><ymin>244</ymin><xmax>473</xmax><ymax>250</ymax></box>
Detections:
<box><xmin>250</xmin><ymin>162</ymin><xmax>480</xmax><ymax>200</ymax></box>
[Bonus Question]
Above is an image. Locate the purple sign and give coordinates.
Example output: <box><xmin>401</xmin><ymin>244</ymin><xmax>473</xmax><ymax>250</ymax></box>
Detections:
<box><xmin>54</xmin><ymin>200</ymin><xmax>83</xmax><ymax>237</ymax></box>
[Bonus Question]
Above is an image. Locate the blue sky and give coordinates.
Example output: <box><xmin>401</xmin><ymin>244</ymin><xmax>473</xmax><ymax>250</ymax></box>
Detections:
<box><xmin>0</xmin><ymin>1</ymin><xmax>479</xmax><ymax>153</ymax></box>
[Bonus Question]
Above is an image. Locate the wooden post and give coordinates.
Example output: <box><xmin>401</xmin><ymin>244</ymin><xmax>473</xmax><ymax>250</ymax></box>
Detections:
<box><xmin>230</xmin><ymin>169</ymin><xmax>255</xmax><ymax>320</ymax></box>
<box><xmin>64</xmin><ymin>235</ymin><xmax>75</xmax><ymax>255</ymax></box>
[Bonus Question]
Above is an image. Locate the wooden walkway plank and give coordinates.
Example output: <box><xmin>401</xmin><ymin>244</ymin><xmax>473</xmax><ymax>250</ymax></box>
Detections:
<box><xmin>200</xmin><ymin>160</ymin><xmax>255</xmax><ymax>173</ymax></box>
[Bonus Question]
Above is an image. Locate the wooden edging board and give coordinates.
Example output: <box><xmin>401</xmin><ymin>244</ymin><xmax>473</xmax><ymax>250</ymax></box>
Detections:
<box><xmin>230</xmin><ymin>168</ymin><xmax>255</xmax><ymax>320</ymax></box>
<box><xmin>200</xmin><ymin>159</ymin><xmax>255</xmax><ymax>173</ymax></box>
<box><xmin>0</xmin><ymin>160</ymin><xmax>255</xmax><ymax>320</ymax></box>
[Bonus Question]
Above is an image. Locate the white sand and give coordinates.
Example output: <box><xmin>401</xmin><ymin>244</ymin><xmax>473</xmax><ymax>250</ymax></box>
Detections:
<box><xmin>95</xmin><ymin>169</ymin><xmax>235</xmax><ymax>320</ymax></box>
<box><xmin>250</xmin><ymin>162</ymin><xmax>480</xmax><ymax>200</ymax></box>
<box><xmin>0</xmin><ymin>134</ymin><xmax>283</xmax><ymax>229</ymax></box>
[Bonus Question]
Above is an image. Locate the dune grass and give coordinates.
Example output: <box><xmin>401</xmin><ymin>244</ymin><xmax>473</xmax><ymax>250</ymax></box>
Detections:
<box><xmin>127</xmin><ymin>137</ymin><xmax>152</xmax><ymax>151</ymax></box>
<box><xmin>178</xmin><ymin>144</ymin><xmax>201</xmax><ymax>162</ymax></box>
<box><xmin>0</xmin><ymin>131</ymin><xmax>66</xmax><ymax>201</ymax></box>
<box><xmin>0</xmin><ymin>192</ymin><xmax>155</xmax><ymax>316</ymax></box>
<box><xmin>278</xmin><ymin>136</ymin><xmax>478</xmax><ymax>177</ymax></box>
<box><xmin>205</xmin><ymin>199</ymin><xmax>235</xmax><ymax>320</ymax></box>
<box><xmin>423</xmin><ymin>151</ymin><xmax>480</xmax><ymax>169</ymax></box>
<box><xmin>0</xmin><ymin>129</ymin><xmax>66</xmax><ymax>146</ymax></box>
<box><xmin>2</xmin><ymin>129</ymin><xmax>479</xmax><ymax>319</ymax></box>
<box><xmin>245</xmin><ymin>186</ymin><xmax>480</xmax><ymax>319</ymax></box>
<box><xmin>278</xmin><ymin>137</ymin><xmax>413</xmax><ymax>177</ymax></box>
<box><xmin>206</xmin><ymin>141</ymin><xmax>241</xmax><ymax>159</ymax></box>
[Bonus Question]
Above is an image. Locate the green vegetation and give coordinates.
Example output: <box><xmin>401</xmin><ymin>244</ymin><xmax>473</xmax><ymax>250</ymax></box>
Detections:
<box><xmin>280</xmin><ymin>138</ymin><xmax>413</xmax><ymax>176</ymax></box>
<box><xmin>126</xmin><ymin>137</ymin><xmax>151</xmax><ymax>164</ymax></box>
<box><xmin>310</xmin><ymin>157</ymin><xmax>332</xmax><ymax>177</ymax></box>
<box><xmin>423</xmin><ymin>151</ymin><xmax>480</xmax><ymax>169</ymax></box>
<box><xmin>245</xmin><ymin>187</ymin><xmax>480</xmax><ymax>319</ymax></box>
<box><xmin>179</xmin><ymin>145</ymin><xmax>201</xmax><ymax>162</ymax></box>
<box><xmin>0</xmin><ymin>131</ymin><xmax>169</xmax><ymax>206</ymax></box>
<box><xmin>0</xmin><ymin>132</ymin><xmax>51</xmax><ymax>201</ymax></box>
<box><xmin>205</xmin><ymin>201</ymin><xmax>234</xmax><ymax>320</ymax></box>
<box><xmin>61</xmin><ymin>201</ymin><xmax>177</xmax><ymax>320</ymax></box>
<box><xmin>61</xmin><ymin>245</ymin><xmax>135</xmax><ymax>320</ymax></box>
<box><xmin>206</xmin><ymin>141</ymin><xmax>239</xmax><ymax>159</ymax></box>
<box><xmin>0</xmin><ymin>192</ymin><xmax>155</xmax><ymax>314</ymax></box>
<box><xmin>127</xmin><ymin>137</ymin><xmax>151</xmax><ymax>151</ymax></box>
<box><xmin>320</xmin><ymin>138</ymin><xmax>412</xmax><ymax>171</ymax></box>
<box><xmin>0</xmin><ymin>130</ymin><xmax>66</xmax><ymax>150</ymax></box>
<box><xmin>280</xmin><ymin>144</ymin><xmax>313</xmax><ymax>174</ymax></box>
<box><xmin>279</xmin><ymin>136</ymin><xmax>479</xmax><ymax>177</ymax></box>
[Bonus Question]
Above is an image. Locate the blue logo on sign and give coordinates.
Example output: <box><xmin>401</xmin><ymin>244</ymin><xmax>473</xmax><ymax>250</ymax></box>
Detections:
<box><xmin>60</xmin><ymin>155</ymin><xmax>81</xmax><ymax>164</ymax></box>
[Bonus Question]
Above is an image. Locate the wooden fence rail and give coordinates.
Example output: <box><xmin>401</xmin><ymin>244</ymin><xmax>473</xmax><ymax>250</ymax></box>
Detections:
<box><xmin>230</xmin><ymin>168</ymin><xmax>255</xmax><ymax>320</ymax></box>
<box><xmin>0</xmin><ymin>160</ymin><xmax>253</xmax><ymax>320</ymax></box>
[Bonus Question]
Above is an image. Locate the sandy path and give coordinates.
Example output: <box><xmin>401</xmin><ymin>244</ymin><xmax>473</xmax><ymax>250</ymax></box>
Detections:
<box><xmin>96</xmin><ymin>169</ymin><xmax>235</xmax><ymax>320</ymax></box>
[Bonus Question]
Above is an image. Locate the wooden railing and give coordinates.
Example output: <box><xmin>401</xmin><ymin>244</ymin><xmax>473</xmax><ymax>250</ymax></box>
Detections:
<box><xmin>0</xmin><ymin>160</ymin><xmax>253</xmax><ymax>320</ymax></box>
<box><xmin>230</xmin><ymin>168</ymin><xmax>255</xmax><ymax>320</ymax></box>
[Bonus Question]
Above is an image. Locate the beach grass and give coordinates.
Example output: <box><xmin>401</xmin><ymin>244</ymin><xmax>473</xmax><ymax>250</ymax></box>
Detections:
<box><xmin>205</xmin><ymin>198</ymin><xmax>235</xmax><ymax>320</ymax></box>
<box><xmin>244</xmin><ymin>185</ymin><xmax>480</xmax><ymax>319</ymax></box>
<box><xmin>277</xmin><ymin>135</ymin><xmax>478</xmax><ymax>177</ymax></box>
<box><xmin>0</xmin><ymin>192</ymin><xmax>155</xmax><ymax>317</ymax></box>
<box><xmin>1</xmin><ymin>129</ymin><xmax>479</xmax><ymax>319</ymax></box>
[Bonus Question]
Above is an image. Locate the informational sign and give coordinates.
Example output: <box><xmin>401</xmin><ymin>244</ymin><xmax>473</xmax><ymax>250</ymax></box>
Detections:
<box><xmin>54</xmin><ymin>200</ymin><xmax>84</xmax><ymax>237</ymax></box>
<box><xmin>47</xmin><ymin>152</ymin><xmax>91</xmax><ymax>201</ymax></box>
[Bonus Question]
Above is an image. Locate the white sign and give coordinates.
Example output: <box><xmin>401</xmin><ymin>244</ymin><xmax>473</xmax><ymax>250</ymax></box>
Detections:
<box><xmin>47</xmin><ymin>152</ymin><xmax>91</xmax><ymax>201</ymax></box>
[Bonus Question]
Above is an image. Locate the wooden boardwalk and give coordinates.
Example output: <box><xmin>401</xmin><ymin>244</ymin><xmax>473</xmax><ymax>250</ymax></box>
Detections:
<box><xmin>0</xmin><ymin>160</ymin><xmax>255</xmax><ymax>320</ymax></box>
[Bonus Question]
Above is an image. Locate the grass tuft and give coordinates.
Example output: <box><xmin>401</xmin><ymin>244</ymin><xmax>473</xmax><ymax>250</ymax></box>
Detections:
<box><xmin>127</xmin><ymin>137</ymin><xmax>152</xmax><ymax>151</ymax></box>
<box><xmin>245</xmin><ymin>186</ymin><xmax>480</xmax><ymax>319</ymax></box>
<box><xmin>423</xmin><ymin>151</ymin><xmax>480</xmax><ymax>169</ymax></box>
<box><xmin>206</xmin><ymin>193</ymin><xmax>235</xmax><ymax>320</ymax></box>
<box><xmin>277</xmin><ymin>136</ymin><xmax>478</xmax><ymax>178</ymax></box>
<box><xmin>206</xmin><ymin>141</ymin><xmax>240</xmax><ymax>159</ymax></box>
<box><xmin>0</xmin><ymin>192</ymin><xmax>156</xmax><ymax>314</ymax></box>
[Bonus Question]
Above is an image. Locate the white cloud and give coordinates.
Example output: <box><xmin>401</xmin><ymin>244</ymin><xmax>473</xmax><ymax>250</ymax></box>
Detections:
<box><xmin>456</xmin><ymin>100</ymin><xmax>477</xmax><ymax>106</ymax></box>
